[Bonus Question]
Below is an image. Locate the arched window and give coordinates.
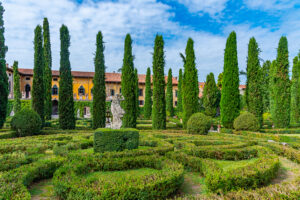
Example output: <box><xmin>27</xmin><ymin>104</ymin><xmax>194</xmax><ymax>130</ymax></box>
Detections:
<box><xmin>25</xmin><ymin>84</ymin><xmax>31</xmax><ymax>98</ymax></box>
<box><xmin>52</xmin><ymin>85</ymin><xmax>58</xmax><ymax>95</ymax></box>
<box><xmin>78</xmin><ymin>86</ymin><xmax>85</xmax><ymax>95</ymax></box>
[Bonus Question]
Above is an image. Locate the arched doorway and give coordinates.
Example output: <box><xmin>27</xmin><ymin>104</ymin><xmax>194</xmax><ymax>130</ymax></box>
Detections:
<box><xmin>52</xmin><ymin>100</ymin><xmax>58</xmax><ymax>115</ymax></box>
<box><xmin>25</xmin><ymin>84</ymin><xmax>31</xmax><ymax>98</ymax></box>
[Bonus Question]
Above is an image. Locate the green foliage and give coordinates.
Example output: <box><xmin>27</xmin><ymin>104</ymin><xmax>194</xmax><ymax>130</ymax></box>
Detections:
<box><xmin>216</xmin><ymin>72</ymin><xmax>223</xmax><ymax>89</ymax></box>
<box><xmin>261</xmin><ymin>60</ymin><xmax>271</xmax><ymax>112</ymax></box>
<box><xmin>182</xmin><ymin>38</ymin><xmax>199</xmax><ymax>128</ymax></box>
<box><xmin>203</xmin><ymin>73</ymin><xmax>220</xmax><ymax>117</ymax></box>
<box><xmin>269</xmin><ymin>60</ymin><xmax>276</xmax><ymax>122</ymax></box>
<box><xmin>245</xmin><ymin>37</ymin><xmax>263</xmax><ymax>127</ymax></box>
<box><xmin>166</xmin><ymin>68</ymin><xmax>174</xmax><ymax>117</ymax></box>
<box><xmin>43</xmin><ymin>18</ymin><xmax>52</xmax><ymax>120</ymax></box>
<box><xmin>94</xmin><ymin>128</ymin><xmax>139</xmax><ymax>153</ymax></box>
<box><xmin>135</xmin><ymin>68</ymin><xmax>139</xmax><ymax>118</ymax></box>
<box><xmin>187</xmin><ymin>113</ymin><xmax>211</xmax><ymax>135</ymax></box>
<box><xmin>0</xmin><ymin>2</ymin><xmax>8</xmax><ymax>128</ymax></box>
<box><xmin>121</xmin><ymin>34</ymin><xmax>137</xmax><ymax>128</ymax></box>
<box><xmin>291</xmin><ymin>55</ymin><xmax>300</xmax><ymax>123</ymax></box>
<box><xmin>58</xmin><ymin>25</ymin><xmax>75</xmax><ymax>129</ymax></box>
<box><xmin>233</xmin><ymin>112</ymin><xmax>260</xmax><ymax>131</ymax></box>
<box><xmin>152</xmin><ymin>35</ymin><xmax>166</xmax><ymax>129</ymax></box>
<box><xmin>177</xmin><ymin>68</ymin><xmax>183</xmax><ymax>113</ymax></box>
<box><xmin>92</xmin><ymin>31</ymin><xmax>106</xmax><ymax>129</ymax></box>
<box><xmin>272</xmin><ymin>36</ymin><xmax>291</xmax><ymax>128</ymax></box>
<box><xmin>13</xmin><ymin>61</ymin><xmax>21</xmax><ymax>113</ymax></box>
<box><xmin>10</xmin><ymin>109</ymin><xmax>42</xmax><ymax>137</ymax></box>
<box><xmin>220</xmin><ymin>31</ymin><xmax>240</xmax><ymax>128</ymax></box>
<box><xmin>144</xmin><ymin>67</ymin><xmax>152</xmax><ymax>119</ymax></box>
<box><xmin>32</xmin><ymin>25</ymin><xmax>45</xmax><ymax>125</ymax></box>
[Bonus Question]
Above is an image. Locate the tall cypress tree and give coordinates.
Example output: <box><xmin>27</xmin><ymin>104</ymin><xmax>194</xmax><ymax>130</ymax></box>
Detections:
<box><xmin>135</xmin><ymin>68</ymin><xmax>139</xmax><ymax>119</ymax></box>
<box><xmin>32</xmin><ymin>25</ymin><xmax>44</xmax><ymax>125</ymax></box>
<box><xmin>13</xmin><ymin>61</ymin><xmax>21</xmax><ymax>113</ymax></box>
<box><xmin>182</xmin><ymin>38</ymin><xmax>199</xmax><ymax>128</ymax></box>
<box><xmin>92</xmin><ymin>31</ymin><xmax>106</xmax><ymax>129</ymax></box>
<box><xmin>152</xmin><ymin>35</ymin><xmax>166</xmax><ymax>129</ymax></box>
<box><xmin>43</xmin><ymin>18</ymin><xmax>52</xmax><ymax>120</ymax></box>
<box><xmin>144</xmin><ymin>67</ymin><xmax>152</xmax><ymax>119</ymax></box>
<box><xmin>121</xmin><ymin>34</ymin><xmax>136</xmax><ymax>128</ymax></box>
<box><xmin>220</xmin><ymin>31</ymin><xmax>240</xmax><ymax>128</ymax></box>
<box><xmin>245</xmin><ymin>37</ymin><xmax>263</xmax><ymax>126</ymax></box>
<box><xmin>203</xmin><ymin>73</ymin><xmax>220</xmax><ymax>117</ymax></box>
<box><xmin>269</xmin><ymin>60</ymin><xmax>277</xmax><ymax>121</ymax></box>
<box><xmin>261</xmin><ymin>60</ymin><xmax>271</xmax><ymax>112</ymax></box>
<box><xmin>166</xmin><ymin>68</ymin><xmax>174</xmax><ymax>117</ymax></box>
<box><xmin>0</xmin><ymin>2</ymin><xmax>8</xmax><ymax>128</ymax></box>
<box><xmin>59</xmin><ymin>25</ymin><xmax>75</xmax><ymax>129</ymax></box>
<box><xmin>177</xmin><ymin>68</ymin><xmax>183</xmax><ymax>113</ymax></box>
<box><xmin>290</xmin><ymin>55</ymin><xmax>300</xmax><ymax>124</ymax></box>
<box><xmin>273</xmin><ymin>36</ymin><xmax>290</xmax><ymax>128</ymax></box>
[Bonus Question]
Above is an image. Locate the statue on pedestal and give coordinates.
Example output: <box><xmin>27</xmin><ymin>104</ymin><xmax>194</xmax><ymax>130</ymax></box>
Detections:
<box><xmin>110</xmin><ymin>94</ymin><xmax>125</xmax><ymax>129</ymax></box>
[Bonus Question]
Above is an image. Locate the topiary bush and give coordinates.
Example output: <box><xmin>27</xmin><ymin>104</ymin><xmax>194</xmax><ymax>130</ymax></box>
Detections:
<box><xmin>94</xmin><ymin>128</ymin><xmax>139</xmax><ymax>153</ymax></box>
<box><xmin>10</xmin><ymin>109</ymin><xmax>42</xmax><ymax>137</ymax></box>
<box><xmin>187</xmin><ymin>113</ymin><xmax>211</xmax><ymax>135</ymax></box>
<box><xmin>233</xmin><ymin>112</ymin><xmax>260</xmax><ymax>131</ymax></box>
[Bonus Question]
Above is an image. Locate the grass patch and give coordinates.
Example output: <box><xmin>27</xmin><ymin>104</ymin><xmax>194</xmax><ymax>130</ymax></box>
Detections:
<box><xmin>215</xmin><ymin>158</ymin><xmax>259</xmax><ymax>171</ymax></box>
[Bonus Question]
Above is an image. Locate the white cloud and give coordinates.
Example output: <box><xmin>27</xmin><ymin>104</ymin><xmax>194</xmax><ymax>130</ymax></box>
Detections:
<box><xmin>244</xmin><ymin>0</ymin><xmax>297</xmax><ymax>11</ymax></box>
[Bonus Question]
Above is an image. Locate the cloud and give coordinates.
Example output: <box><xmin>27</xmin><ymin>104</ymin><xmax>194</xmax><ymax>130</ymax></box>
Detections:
<box><xmin>244</xmin><ymin>0</ymin><xmax>297</xmax><ymax>11</ymax></box>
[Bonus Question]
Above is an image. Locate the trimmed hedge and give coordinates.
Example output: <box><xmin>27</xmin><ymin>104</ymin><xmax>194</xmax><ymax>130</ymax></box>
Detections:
<box><xmin>187</xmin><ymin>113</ymin><xmax>211</xmax><ymax>135</ymax></box>
<box><xmin>234</xmin><ymin>112</ymin><xmax>260</xmax><ymax>131</ymax></box>
<box><xmin>94</xmin><ymin>128</ymin><xmax>139</xmax><ymax>153</ymax></box>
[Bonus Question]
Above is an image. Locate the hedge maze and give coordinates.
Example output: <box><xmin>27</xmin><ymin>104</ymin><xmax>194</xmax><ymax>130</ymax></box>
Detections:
<box><xmin>0</xmin><ymin>123</ymin><xmax>300</xmax><ymax>199</ymax></box>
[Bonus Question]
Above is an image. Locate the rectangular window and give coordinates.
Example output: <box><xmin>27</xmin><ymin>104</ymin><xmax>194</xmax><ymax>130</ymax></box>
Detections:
<box><xmin>26</xmin><ymin>77</ymin><xmax>30</xmax><ymax>80</ymax></box>
<box><xmin>119</xmin><ymin>88</ymin><xmax>122</xmax><ymax>94</ymax></box>
<box><xmin>110</xmin><ymin>89</ymin><xmax>115</xmax><ymax>96</ymax></box>
<box><xmin>175</xmin><ymin>101</ymin><xmax>177</xmax><ymax>106</ymax></box>
<box><xmin>175</xmin><ymin>90</ymin><xmax>178</xmax><ymax>97</ymax></box>
<box><xmin>139</xmin><ymin>100</ymin><xmax>144</xmax><ymax>105</ymax></box>
<box><xmin>53</xmin><ymin>78</ymin><xmax>58</xmax><ymax>81</ymax></box>
<box><xmin>139</xmin><ymin>89</ymin><xmax>143</xmax><ymax>96</ymax></box>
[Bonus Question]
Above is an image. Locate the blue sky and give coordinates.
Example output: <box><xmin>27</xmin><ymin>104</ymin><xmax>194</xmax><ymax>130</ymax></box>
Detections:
<box><xmin>4</xmin><ymin>0</ymin><xmax>300</xmax><ymax>82</ymax></box>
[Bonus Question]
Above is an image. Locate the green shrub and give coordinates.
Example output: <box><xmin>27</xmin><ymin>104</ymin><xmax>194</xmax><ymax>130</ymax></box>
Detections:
<box><xmin>187</xmin><ymin>113</ymin><xmax>211</xmax><ymax>135</ymax></box>
<box><xmin>10</xmin><ymin>109</ymin><xmax>42</xmax><ymax>137</ymax></box>
<box><xmin>94</xmin><ymin>128</ymin><xmax>139</xmax><ymax>153</ymax></box>
<box><xmin>233</xmin><ymin>112</ymin><xmax>260</xmax><ymax>131</ymax></box>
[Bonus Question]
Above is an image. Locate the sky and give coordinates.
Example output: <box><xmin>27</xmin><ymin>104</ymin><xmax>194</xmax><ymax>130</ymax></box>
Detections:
<box><xmin>3</xmin><ymin>0</ymin><xmax>300</xmax><ymax>82</ymax></box>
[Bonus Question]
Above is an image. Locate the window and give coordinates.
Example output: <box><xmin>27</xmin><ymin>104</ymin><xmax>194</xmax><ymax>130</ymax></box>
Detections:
<box><xmin>25</xmin><ymin>84</ymin><xmax>31</xmax><ymax>98</ymax></box>
<box><xmin>110</xmin><ymin>89</ymin><xmax>115</xmax><ymax>96</ymax></box>
<box><xmin>8</xmin><ymin>73</ymin><xmax>11</xmax><ymax>77</ymax></box>
<box><xmin>119</xmin><ymin>88</ymin><xmax>122</xmax><ymax>94</ymax></box>
<box><xmin>78</xmin><ymin>86</ymin><xmax>85</xmax><ymax>95</ymax></box>
<box><xmin>175</xmin><ymin>101</ymin><xmax>177</xmax><ymax>106</ymax></box>
<box><xmin>139</xmin><ymin>89</ymin><xmax>143</xmax><ymax>96</ymax></box>
<box><xmin>139</xmin><ymin>100</ymin><xmax>144</xmax><ymax>106</ymax></box>
<box><xmin>26</xmin><ymin>77</ymin><xmax>30</xmax><ymax>80</ymax></box>
<box><xmin>8</xmin><ymin>81</ymin><xmax>11</xmax><ymax>92</ymax></box>
<box><xmin>91</xmin><ymin>87</ymin><xmax>93</xmax><ymax>95</ymax></box>
<box><xmin>53</xmin><ymin>78</ymin><xmax>58</xmax><ymax>81</ymax></box>
<box><xmin>175</xmin><ymin>90</ymin><xmax>178</xmax><ymax>97</ymax></box>
<box><xmin>52</xmin><ymin>85</ymin><xmax>58</xmax><ymax>95</ymax></box>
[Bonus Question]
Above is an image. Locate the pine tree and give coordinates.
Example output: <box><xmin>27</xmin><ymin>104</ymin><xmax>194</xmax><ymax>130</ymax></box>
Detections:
<box><xmin>182</xmin><ymin>38</ymin><xmax>199</xmax><ymax>128</ymax></box>
<box><xmin>0</xmin><ymin>2</ymin><xmax>8</xmax><ymax>128</ymax></box>
<box><xmin>135</xmin><ymin>68</ymin><xmax>139</xmax><ymax>119</ymax></box>
<box><xmin>58</xmin><ymin>25</ymin><xmax>75</xmax><ymax>129</ymax></box>
<box><xmin>261</xmin><ymin>60</ymin><xmax>271</xmax><ymax>112</ymax></box>
<box><xmin>203</xmin><ymin>72</ymin><xmax>220</xmax><ymax>117</ymax></box>
<box><xmin>13</xmin><ymin>61</ymin><xmax>21</xmax><ymax>113</ymax></box>
<box><xmin>245</xmin><ymin>37</ymin><xmax>263</xmax><ymax>126</ymax></box>
<box><xmin>177</xmin><ymin>68</ymin><xmax>183</xmax><ymax>113</ymax></box>
<box><xmin>32</xmin><ymin>25</ymin><xmax>44</xmax><ymax>125</ymax></box>
<box><xmin>121</xmin><ymin>34</ymin><xmax>136</xmax><ymax>128</ymax></box>
<box><xmin>290</xmin><ymin>55</ymin><xmax>300</xmax><ymax>124</ymax></box>
<box><xmin>92</xmin><ymin>31</ymin><xmax>106</xmax><ymax>129</ymax></box>
<box><xmin>273</xmin><ymin>36</ymin><xmax>290</xmax><ymax>128</ymax></box>
<box><xmin>166</xmin><ymin>68</ymin><xmax>174</xmax><ymax>117</ymax></box>
<box><xmin>220</xmin><ymin>31</ymin><xmax>240</xmax><ymax>128</ymax></box>
<box><xmin>43</xmin><ymin>18</ymin><xmax>52</xmax><ymax>120</ymax></box>
<box><xmin>144</xmin><ymin>67</ymin><xmax>152</xmax><ymax>119</ymax></box>
<box><xmin>152</xmin><ymin>35</ymin><xmax>166</xmax><ymax>129</ymax></box>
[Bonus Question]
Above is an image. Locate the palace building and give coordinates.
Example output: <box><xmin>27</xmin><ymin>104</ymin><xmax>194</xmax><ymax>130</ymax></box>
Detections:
<box><xmin>5</xmin><ymin>64</ymin><xmax>245</xmax><ymax>116</ymax></box>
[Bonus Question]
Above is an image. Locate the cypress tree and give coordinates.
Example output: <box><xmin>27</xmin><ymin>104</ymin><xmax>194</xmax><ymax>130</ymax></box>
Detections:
<box><xmin>182</xmin><ymin>38</ymin><xmax>199</xmax><ymax>128</ymax></box>
<box><xmin>220</xmin><ymin>31</ymin><xmax>240</xmax><ymax>128</ymax></box>
<box><xmin>261</xmin><ymin>60</ymin><xmax>271</xmax><ymax>112</ymax></box>
<box><xmin>13</xmin><ymin>61</ymin><xmax>21</xmax><ymax>113</ymax></box>
<box><xmin>59</xmin><ymin>25</ymin><xmax>75</xmax><ymax>129</ymax></box>
<box><xmin>121</xmin><ymin>34</ymin><xmax>136</xmax><ymax>128</ymax></box>
<box><xmin>269</xmin><ymin>60</ymin><xmax>277</xmax><ymax>121</ymax></box>
<box><xmin>0</xmin><ymin>2</ymin><xmax>8</xmax><ymax>128</ymax></box>
<box><xmin>177</xmin><ymin>68</ymin><xmax>183</xmax><ymax>113</ymax></box>
<box><xmin>203</xmin><ymin>72</ymin><xmax>220</xmax><ymax>117</ymax></box>
<box><xmin>245</xmin><ymin>37</ymin><xmax>263</xmax><ymax>126</ymax></box>
<box><xmin>92</xmin><ymin>31</ymin><xmax>106</xmax><ymax>129</ymax></box>
<box><xmin>290</xmin><ymin>55</ymin><xmax>300</xmax><ymax>124</ymax></box>
<box><xmin>32</xmin><ymin>25</ymin><xmax>44</xmax><ymax>125</ymax></box>
<box><xmin>135</xmin><ymin>68</ymin><xmax>139</xmax><ymax>119</ymax></box>
<box><xmin>43</xmin><ymin>18</ymin><xmax>52</xmax><ymax>120</ymax></box>
<box><xmin>152</xmin><ymin>35</ymin><xmax>166</xmax><ymax>129</ymax></box>
<box><xmin>217</xmin><ymin>72</ymin><xmax>223</xmax><ymax>89</ymax></box>
<box><xmin>166</xmin><ymin>68</ymin><xmax>174</xmax><ymax>117</ymax></box>
<box><xmin>273</xmin><ymin>36</ymin><xmax>290</xmax><ymax>128</ymax></box>
<box><xmin>144</xmin><ymin>67</ymin><xmax>152</xmax><ymax>119</ymax></box>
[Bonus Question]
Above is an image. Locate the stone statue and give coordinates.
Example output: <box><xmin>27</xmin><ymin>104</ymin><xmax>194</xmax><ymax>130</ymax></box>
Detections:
<box><xmin>111</xmin><ymin>94</ymin><xmax>125</xmax><ymax>129</ymax></box>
